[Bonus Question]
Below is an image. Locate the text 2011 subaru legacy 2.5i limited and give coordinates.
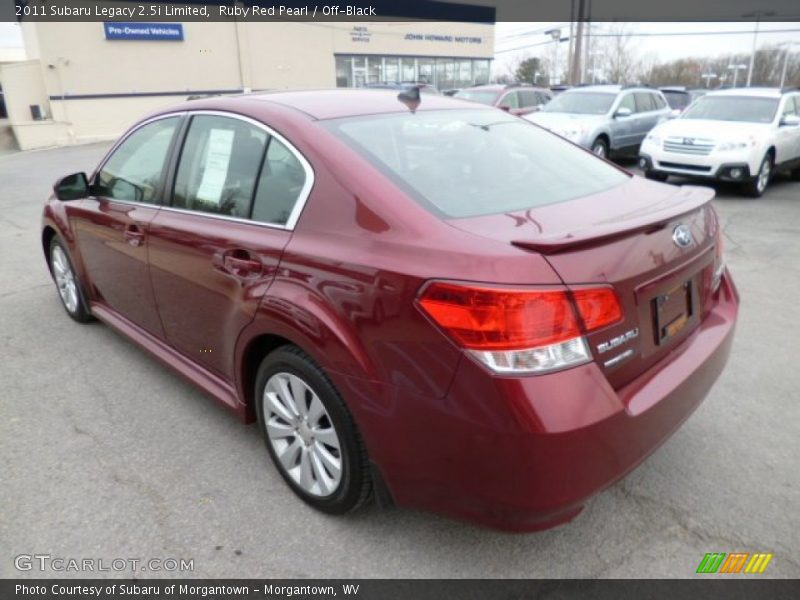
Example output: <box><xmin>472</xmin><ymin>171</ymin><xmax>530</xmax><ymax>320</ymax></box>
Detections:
<box><xmin>42</xmin><ymin>90</ymin><xmax>738</xmax><ymax>531</ymax></box>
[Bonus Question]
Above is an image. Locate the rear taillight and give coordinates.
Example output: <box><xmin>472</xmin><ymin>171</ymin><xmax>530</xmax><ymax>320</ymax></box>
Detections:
<box><xmin>417</xmin><ymin>282</ymin><xmax>622</xmax><ymax>374</ymax></box>
<box><xmin>711</xmin><ymin>214</ymin><xmax>725</xmax><ymax>293</ymax></box>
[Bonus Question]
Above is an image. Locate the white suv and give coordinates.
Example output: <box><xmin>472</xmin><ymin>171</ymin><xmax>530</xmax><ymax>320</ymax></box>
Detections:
<box><xmin>639</xmin><ymin>87</ymin><xmax>800</xmax><ymax>197</ymax></box>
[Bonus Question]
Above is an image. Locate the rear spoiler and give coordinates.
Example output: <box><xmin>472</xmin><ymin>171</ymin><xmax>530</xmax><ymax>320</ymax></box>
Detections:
<box><xmin>511</xmin><ymin>185</ymin><xmax>715</xmax><ymax>255</ymax></box>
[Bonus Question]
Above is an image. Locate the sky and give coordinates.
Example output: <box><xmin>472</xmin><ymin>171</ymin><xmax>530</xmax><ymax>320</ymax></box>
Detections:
<box><xmin>494</xmin><ymin>22</ymin><xmax>800</xmax><ymax>76</ymax></box>
<box><xmin>3</xmin><ymin>21</ymin><xmax>799</xmax><ymax>64</ymax></box>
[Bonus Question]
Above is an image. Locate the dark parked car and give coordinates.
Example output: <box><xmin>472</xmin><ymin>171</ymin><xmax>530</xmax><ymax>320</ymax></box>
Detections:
<box><xmin>659</xmin><ymin>86</ymin><xmax>708</xmax><ymax>113</ymax></box>
<box><xmin>454</xmin><ymin>83</ymin><xmax>552</xmax><ymax>116</ymax></box>
<box><xmin>0</xmin><ymin>89</ymin><xmax>7</xmax><ymax>119</ymax></box>
<box><xmin>42</xmin><ymin>90</ymin><xmax>738</xmax><ymax>531</ymax></box>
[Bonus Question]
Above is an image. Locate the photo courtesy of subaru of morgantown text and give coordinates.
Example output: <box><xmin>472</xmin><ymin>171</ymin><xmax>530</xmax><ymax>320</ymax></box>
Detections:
<box><xmin>42</xmin><ymin>89</ymin><xmax>737</xmax><ymax>531</ymax></box>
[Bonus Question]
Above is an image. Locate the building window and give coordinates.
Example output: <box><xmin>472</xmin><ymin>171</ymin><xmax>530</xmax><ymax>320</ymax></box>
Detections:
<box><xmin>335</xmin><ymin>55</ymin><xmax>492</xmax><ymax>90</ymax></box>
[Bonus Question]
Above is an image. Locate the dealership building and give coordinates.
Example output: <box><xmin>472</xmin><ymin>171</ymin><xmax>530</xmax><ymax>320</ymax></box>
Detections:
<box><xmin>1</xmin><ymin>20</ymin><xmax>494</xmax><ymax>149</ymax></box>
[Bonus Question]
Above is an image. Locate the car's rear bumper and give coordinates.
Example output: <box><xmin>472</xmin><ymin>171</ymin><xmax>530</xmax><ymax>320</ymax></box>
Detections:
<box><xmin>331</xmin><ymin>272</ymin><xmax>739</xmax><ymax>532</ymax></box>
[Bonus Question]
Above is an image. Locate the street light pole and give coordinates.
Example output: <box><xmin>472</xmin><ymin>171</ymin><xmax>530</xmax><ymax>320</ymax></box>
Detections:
<box><xmin>744</xmin><ymin>10</ymin><xmax>776</xmax><ymax>87</ymax></box>
<box><xmin>728</xmin><ymin>63</ymin><xmax>747</xmax><ymax>87</ymax></box>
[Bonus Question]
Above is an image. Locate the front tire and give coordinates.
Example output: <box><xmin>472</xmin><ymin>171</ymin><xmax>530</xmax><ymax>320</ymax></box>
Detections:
<box><xmin>49</xmin><ymin>237</ymin><xmax>92</xmax><ymax>322</ymax></box>
<box><xmin>591</xmin><ymin>137</ymin><xmax>609</xmax><ymax>158</ymax></box>
<box><xmin>743</xmin><ymin>154</ymin><xmax>772</xmax><ymax>198</ymax></box>
<box><xmin>255</xmin><ymin>345</ymin><xmax>371</xmax><ymax>514</ymax></box>
<box><xmin>645</xmin><ymin>170</ymin><xmax>669</xmax><ymax>182</ymax></box>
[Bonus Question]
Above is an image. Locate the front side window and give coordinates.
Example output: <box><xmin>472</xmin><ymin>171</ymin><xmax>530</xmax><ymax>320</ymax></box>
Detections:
<box><xmin>542</xmin><ymin>92</ymin><xmax>616</xmax><ymax>115</ymax></box>
<box><xmin>324</xmin><ymin>109</ymin><xmax>629</xmax><ymax>219</ymax></box>
<box><xmin>172</xmin><ymin>115</ymin><xmax>268</xmax><ymax>218</ymax></box>
<box><xmin>95</xmin><ymin>117</ymin><xmax>179</xmax><ymax>203</ymax></box>
<box><xmin>682</xmin><ymin>96</ymin><xmax>779</xmax><ymax>123</ymax></box>
<box><xmin>617</xmin><ymin>94</ymin><xmax>636</xmax><ymax>113</ymax></box>
<box><xmin>781</xmin><ymin>96</ymin><xmax>799</xmax><ymax>117</ymax></box>
<box><xmin>635</xmin><ymin>93</ymin><xmax>657</xmax><ymax>112</ymax></box>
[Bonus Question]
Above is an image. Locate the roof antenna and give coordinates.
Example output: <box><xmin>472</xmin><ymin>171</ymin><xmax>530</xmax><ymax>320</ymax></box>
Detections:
<box><xmin>397</xmin><ymin>85</ymin><xmax>421</xmax><ymax>113</ymax></box>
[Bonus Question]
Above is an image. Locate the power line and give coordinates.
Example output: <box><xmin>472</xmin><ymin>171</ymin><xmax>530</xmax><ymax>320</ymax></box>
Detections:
<box><xmin>495</xmin><ymin>27</ymin><xmax>800</xmax><ymax>55</ymax></box>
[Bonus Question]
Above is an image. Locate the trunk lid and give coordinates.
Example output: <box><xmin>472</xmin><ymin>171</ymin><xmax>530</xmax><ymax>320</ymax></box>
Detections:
<box><xmin>447</xmin><ymin>177</ymin><xmax>719</xmax><ymax>389</ymax></box>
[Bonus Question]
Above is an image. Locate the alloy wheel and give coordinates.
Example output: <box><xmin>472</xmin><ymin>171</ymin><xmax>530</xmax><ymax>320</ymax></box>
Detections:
<box><xmin>263</xmin><ymin>372</ymin><xmax>343</xmax><ymax>497</ymax></box>
<box><xmin>593</xmin><ymin>142</ymin><xmax>606</xmax><ymax>157</ymax></box>
<box><xmin>51</xmin><ymin>245</ymin><xmax>79</xmax><ymax>314</ymax></box>
<box><xmin>757</xmin><ymin>159</ymin><xmax>771</xmax><ymax>194</ymax></box>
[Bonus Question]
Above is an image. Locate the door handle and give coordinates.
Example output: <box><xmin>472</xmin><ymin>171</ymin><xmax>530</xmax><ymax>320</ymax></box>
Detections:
<box><xmin>124</xmin><ymin>226</ymin><xmax>145</xmax><ymax>247</ymax></box>
<box><xmin>224</xmin><ymin>255</ymin><xmax>262</xmax><ymax>275</ymax></box>
<box><xmin>213</xmin><ymin>249</ymin><xmax>262</xmax><ymax>278</ymax></box>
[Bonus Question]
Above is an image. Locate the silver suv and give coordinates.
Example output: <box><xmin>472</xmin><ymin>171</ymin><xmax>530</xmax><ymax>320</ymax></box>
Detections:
<box><xmin>525</xmin><ymin>85</ymin><xmax>672</xmax><ymax>158</ymax></box>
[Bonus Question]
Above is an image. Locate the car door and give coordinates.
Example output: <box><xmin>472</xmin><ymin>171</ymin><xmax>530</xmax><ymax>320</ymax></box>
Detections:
<box><xmin>609</xmin><ymin>92</ymin><xmax>637</xmax><ymax>150</ymax></box>
<box><xmin>147</xmin><ymin>112</ymin><xmax>313</xmax><ymax>380</ymax></box>
<box><xmin>68</xmin><ymin>115</ymin><xmax>182</xmax><ymax>337</ymax></box>
<box><xmin>775</xmin><ymin>95</ymin><xmax>800</xmax><ymax>165</ymax></box>
<box><xmin>633</xmin><ymin>92</ymin><xmax>659</xmax><ymax>147</ymax></box>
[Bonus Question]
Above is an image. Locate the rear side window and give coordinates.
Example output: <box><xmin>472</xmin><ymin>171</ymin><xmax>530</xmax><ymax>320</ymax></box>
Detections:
<box><xmin>324</xmin><ymin>109</ymin><xmax>629</xmax><ymax>219</ymax></box>
<box><xmin>662</xmin><ymin>91</ymin><xmax>690</xmax><ymax>110</ymax></box>
<box><xmin>173</xmin><ymin>115</ymin><xmax>268</xmax><ymax>218</ymax></box>
<box><xmin>95</xmin><ymin>117</ymin><xmax>179</xmax><ymax>203</ymax></box>
<box><xmin>652</xmin><ymin>93</ymin><xmax>667</xmax><ymax>109</ymax></box>
<box><xmin>251</xmin><ymin>138</ymin><xmax>308</xmax><ymax>226</ymax></box>
<box><xmin>518</xmin><ymin>90</ymin><xmax>538</xmax><ymax>107</ymax></box>
<box><xmin>501</xmin><ymin>91</ymin><xmax>520</xmax><ymax>109</ymax></box>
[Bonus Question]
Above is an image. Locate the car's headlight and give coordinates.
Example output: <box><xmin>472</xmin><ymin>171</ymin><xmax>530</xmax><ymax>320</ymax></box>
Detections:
<box><xmin>716</xmin><ymin>140</ymin><xmax>756</xmax><ymax>151</ymax></box>
<box><xmin>560</xmin><ymin>127</ymin><xmax>586</xmax><ymax>140</ymax></box>
<box><xmin>645</xmin><ymin>133</ymin><xmax>661</xmax><ymax>145</ymax></box>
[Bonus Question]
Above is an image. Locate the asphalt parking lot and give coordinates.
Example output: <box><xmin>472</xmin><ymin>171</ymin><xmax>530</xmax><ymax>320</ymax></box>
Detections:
<box><xmin>1</xmin><ymin>143</ymin><xmax>798</xmax><ymax>579</ymax></box>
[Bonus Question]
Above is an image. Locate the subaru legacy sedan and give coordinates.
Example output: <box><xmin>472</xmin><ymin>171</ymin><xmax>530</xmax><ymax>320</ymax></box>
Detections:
<box><xmin>42</xmin><ymin>90</ymin><xmax>738</xmax><ymax>531</ymax></box>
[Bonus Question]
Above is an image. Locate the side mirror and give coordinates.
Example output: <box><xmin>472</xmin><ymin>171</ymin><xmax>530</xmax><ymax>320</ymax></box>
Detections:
<box><xmin>498</xmin><ymin>104</ymin><xmax>512</xmax><ymax>112</ymax></box>
<box><xmin>669</xmin><ymin>109</ymin><xmax>682</xmax><ymax>118</ymax></box>
<box><xmin>614</xmin><ymin>107</ymin><xmax>633</xmax><ymax>118</ymax></box>
<box><xmin>780</xmin><ymin>114</ymin><xmax>800</xmax><ymax>127</ymax></box>
<box><xmin>53</xmin><ymin>172</ymin><xmax>90</xmax><ymax>201</ymax></box>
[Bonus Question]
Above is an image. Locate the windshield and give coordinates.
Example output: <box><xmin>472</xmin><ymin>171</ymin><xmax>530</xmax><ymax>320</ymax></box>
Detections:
<box><xmin>682</xmin><ymin>96</ymin><xmax>779</xmax><ymax>123</ymax></box>
<box><xmin>323</xmin><ymin>109</ymin><xmax>629</xmax><ymax>219</ymax></box>
<box><xmin>453</xmin><ymin>90</ymin><xmax>499</xmax><ymax>105</ymax></box>
<box><xmin>542</xmin><ymin>92</ymin><xmax>616</xmax><ymax>114</ymax></box>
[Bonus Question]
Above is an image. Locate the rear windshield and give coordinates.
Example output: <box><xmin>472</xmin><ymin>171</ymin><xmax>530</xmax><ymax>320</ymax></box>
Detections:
<box><xmin>322</xmin><ymin>109</ymin><xmax>629</xmax><ymax>219</ymax></box>
<box><xmin>453</xmin><ymin>90</ymin><xmax>499</xmax><ymax>105</ymax></box>
<box><xmin>662</xmin><ymin>91</ymin><xmax>690</xmax><ymax>110</ymax></box>
<box><xmin>541</xmin><ymin>92</ymin><xmax>616</xmax><ymax>115</ymax></box>
<box><xmin>682</xmin><ymin>96</ymin><xmax>779</xmax><ymax>123</ymax></box>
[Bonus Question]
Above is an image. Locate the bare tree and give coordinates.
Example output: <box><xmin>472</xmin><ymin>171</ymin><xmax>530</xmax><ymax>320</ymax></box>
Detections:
<box><xmin>595</xmin><ymin>24</ymin><xmax>641</xmax><ymax>84</ymax></box>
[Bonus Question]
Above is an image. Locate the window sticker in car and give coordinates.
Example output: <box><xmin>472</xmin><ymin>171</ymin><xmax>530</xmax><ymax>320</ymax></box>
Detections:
<box><xmin>196</xmin><ymin>128</ymin><xmax>235</xmax><ymax>204</ymax></box>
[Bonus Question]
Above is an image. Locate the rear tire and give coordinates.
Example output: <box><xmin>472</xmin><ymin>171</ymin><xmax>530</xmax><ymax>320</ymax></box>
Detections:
<box><xmin>49</xmin><ymin>237</ymin><xmax>92</xmax><ymax>323</ymax></box>
<box><xmin>255</xmin><ymin>345</ymin><xmax>371</xmax><ymax>514</ymax></box>
<box><xmin>743</xmin><ymin>154</ymin><xmax>772</xmax><ymax>198</ymax></box>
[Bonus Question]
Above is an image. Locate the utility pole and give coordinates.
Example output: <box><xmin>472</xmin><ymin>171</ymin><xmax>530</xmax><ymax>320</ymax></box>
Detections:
<box><xmin>571</xmin><ymin>0</ymin><xmax>586</xmax><ymax>85</ymax></box>
<box><xmin>744</xmin><ymin>10</ymin><xmax>776</xmax><ymax>87</ymax></box>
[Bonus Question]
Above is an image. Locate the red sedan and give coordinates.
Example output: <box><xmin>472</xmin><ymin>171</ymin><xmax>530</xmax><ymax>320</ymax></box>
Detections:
<box><xmin>41</xmin><ymin>90</ymin><xmax>738</xmax><ymax>531</ymax></box>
